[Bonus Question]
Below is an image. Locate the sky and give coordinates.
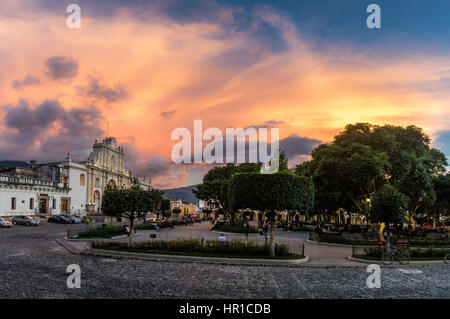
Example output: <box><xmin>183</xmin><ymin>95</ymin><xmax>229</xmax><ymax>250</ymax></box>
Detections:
<box><xmin>0</xmin><ymin>0</ymin><xmax>450</xmax><ymax>188</ymax></box>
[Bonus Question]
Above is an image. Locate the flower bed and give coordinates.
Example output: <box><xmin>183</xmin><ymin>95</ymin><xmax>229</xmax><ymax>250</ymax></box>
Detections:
<box><xmin>92</xmin><ymin>238</ymin><xmax>302</xmax><ymax>259</ymax></box>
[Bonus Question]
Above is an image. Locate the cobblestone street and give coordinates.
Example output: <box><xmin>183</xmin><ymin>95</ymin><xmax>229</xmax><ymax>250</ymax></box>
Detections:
<box><xmin>0</xmin><ymin>222</ymin><xmax>449</xmax><ymax>299</ymax></box>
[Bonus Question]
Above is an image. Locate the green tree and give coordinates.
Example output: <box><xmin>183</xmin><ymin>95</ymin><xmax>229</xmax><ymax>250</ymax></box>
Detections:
<box><xmin>172</xmin><ymin>207</ymin><xmax>182</xmax><ymax>216</ymax></box>
<box><xmin>161</xmin><ymin>199</ymin><xmax>171</xmax><ymax>218</ymax></box>
<box><xmin>102</xmin><ymin>186</ymin><xmax>153</xmax><ymax>246</ymax></box>
<box><xmin>296</xmin><ymin>123</ymin><xmax>447</xmax><ymax>227</ymax></box>
<box><xmin>194</xmin><ymin>163</ymin><xmax>260</xmax><ymax>224</ymax></box>
<box><xmin>429</xmin><ymin>174</ymin><xmax>450</xmax><ymax>227</ymax></box>
<box><xmin>370</xmin><ymin>184</ymin><xmax>407</xmax><ymax>248</ymax></box>
<box><xmin>148</xmin><ymin>189</ymin><xmax>164</xmax><ymax>220</ymax></box>
<box><xmin>229</xmin><ymin>172</ymin><xmax>314</xmax><ymax>256</ymax></box>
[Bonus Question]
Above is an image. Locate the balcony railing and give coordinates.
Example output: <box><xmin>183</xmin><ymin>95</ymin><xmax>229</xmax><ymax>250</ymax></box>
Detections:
<box><xmin>0</xmin><ymin>174</ymin><xmax>62</xmax><ymax>188</ymax></box>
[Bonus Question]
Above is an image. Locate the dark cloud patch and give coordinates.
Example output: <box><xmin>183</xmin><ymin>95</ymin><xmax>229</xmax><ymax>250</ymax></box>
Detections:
<box><xmin>169</xmin><ymin>132</ymin><xmax>320</xmax><ymax>165</ymax></box>
<box><xmin>244</xmin><ymin>120</ymin><xmax>286</xmax><ymax>129</ymax></box>
<box><xmin>279</xmin><ymin>134</ymin><xmax>321</xmax><ymax>159</ymax></box>
<box><xmin>0</xmin><ymin>99</ymin><xmax>104</xmax><ymax>162</ymax></box>
<box><xmin>46</xmin><ymin>56</ymin><xmax>78</xmax><ymax>80</ymax></box>
<box><xmin>142</xmin><ymin>156</ymin><xmax>173</xmax><ymax>178</ymax></box>
<box><xmin>11</xmin><ymin>75</ymin><xmax>40</xmax><ymax>89</ymax></box>
<box><xmin>159</xmin><ymin>110</ymin><xmax>176</xmax><ymax>119</ymax></box>
<box><xmin>81</xmin><ymin>78</ymin><xmax>129</xmax><ymax>103</ymax></box>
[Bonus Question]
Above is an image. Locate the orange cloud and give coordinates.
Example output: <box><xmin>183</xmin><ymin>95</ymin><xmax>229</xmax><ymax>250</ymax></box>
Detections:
<box><xmin>1</xmin><ymin>1</ymin><xmax>449</xmax><ymax>188</ymax></box>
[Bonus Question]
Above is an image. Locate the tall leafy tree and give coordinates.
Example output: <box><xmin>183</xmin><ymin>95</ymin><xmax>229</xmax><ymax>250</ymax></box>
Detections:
<box><xmin>193</xmin><ymin>163</ymin><xmax>260</xmax><ymax>224</ymax></box>
<box><xmin>229</xmin><ymin>172</ymin><xmax>314</xmax><ymax>256</ymax></box>
<box><xmin>102</xmin><ymin>186</ymin><xmax>153</xmax><ymax>246</ymax></box>
<box><xmin>148</xmin><ymin>189</ymin><xmax>164</xmax><ymax>220</ymax></box>
<box><xmin>370</xmin><ymin>184</ymin><xmax>407</xmax><ymax>247</ymax></box>
<box><xmin>161</xmin><ymin>199</ymin><xmax>171</xmax><ymax>218</ymax></box>
<box><xmin>296</xmin><ymin>123</ymin><xmax>447</xmax><ymax>226</ymax></box>
<box><xmin>430</xmin><ymin>174</ymin><xmax>450</xmax><ymax>226</ymax></box>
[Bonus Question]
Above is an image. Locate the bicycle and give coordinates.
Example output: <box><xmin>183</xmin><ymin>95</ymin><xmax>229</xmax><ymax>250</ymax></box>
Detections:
<box><xmin>382</xmin><ymin>247</ymin><xmax>410</xmax><ymax>265</ymax></box>
<box><xmin>445</xmin><ymin>254</ymin><xmax>449</xmax><ymax>264</ymax></box>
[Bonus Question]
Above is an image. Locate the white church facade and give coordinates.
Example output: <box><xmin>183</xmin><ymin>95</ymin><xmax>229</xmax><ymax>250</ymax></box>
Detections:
<box><xmin>0</xmin><ymin>137</ymin><xmax>151</xmax><ymax>217</ymax></box>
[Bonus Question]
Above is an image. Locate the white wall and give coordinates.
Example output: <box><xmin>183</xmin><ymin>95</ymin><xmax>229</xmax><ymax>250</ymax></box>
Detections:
<box><xmin>0</xmin><ymin>187</ymin><xmax>67</xmax><ymax>217</ymax></box>
<box><xmin>67</xmin><ymin>164</ymin><xmax>87</xmax><ymax>214</ymax></box>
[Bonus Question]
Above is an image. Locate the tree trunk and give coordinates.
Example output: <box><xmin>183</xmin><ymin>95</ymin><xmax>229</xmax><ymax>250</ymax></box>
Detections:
<box><xmin>269</xmin><ymin>212</ymin><xmax>275</xmax><ymax>257</ymax></box>
<box><xmin>386</xmin><ymin>223</ymin><xmax>391</xmax><ymax>252</ymax></box>
<box><xmin>378</xmin><ymin>223</ymin><xmax>384</xmax><ymax>241</ymax></box>
<box><xmin>129</xmin><ymin>216</ymin><xmax>135</xmax><ymax>247</ymax></box>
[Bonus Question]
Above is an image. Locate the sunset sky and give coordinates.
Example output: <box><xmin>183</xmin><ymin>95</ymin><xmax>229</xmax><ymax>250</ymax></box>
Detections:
<box><xmin>1</xmin><ymin>0</ymin><xmax>450</xmax><ymax>189</ymax></box>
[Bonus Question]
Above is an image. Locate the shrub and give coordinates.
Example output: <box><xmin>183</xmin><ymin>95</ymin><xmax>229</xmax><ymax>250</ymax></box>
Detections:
<box><xmin>77</xmin><ymin>225</ymin><xmax>124</xmax><ymax>239</ymax></box>
<box><xmin>92</xmin><ymin>238</ymin><xmax>297</xmax><ymax>259</ymax></box>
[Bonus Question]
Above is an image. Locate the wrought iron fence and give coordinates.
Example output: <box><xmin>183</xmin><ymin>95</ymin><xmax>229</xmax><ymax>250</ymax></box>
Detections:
<box><xmin>100</xmin><ymin>234</ymin><xmax>305</xmax><ymax>258</ymax></box>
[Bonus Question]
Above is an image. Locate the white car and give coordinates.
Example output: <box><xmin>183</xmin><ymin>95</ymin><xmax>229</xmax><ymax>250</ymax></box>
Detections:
<box><xmin>0</xmin><ymin>217</ymin><xmax>13</xmax><ymax>228</ymax></box>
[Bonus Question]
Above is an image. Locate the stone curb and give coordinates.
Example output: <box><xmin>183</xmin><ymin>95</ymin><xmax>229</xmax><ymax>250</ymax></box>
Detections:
<box><xmin>65</xmin><ymin>233</ymin><xmax>144</xmax><ymax>242</ymax></box>
<box><xmin>348</xmin><ymin>255</ymin><xmax>447</xmax><ymax>265</ymax></box>
<box><xmin>81</xmin><ymin>248</ymin><xmax>310</xmax><ymax>266</ymax></box>
<box><xmin>211</xmin><ymin>230</ymin><xmax>259</xmax><ymax>237</ymax></box>
<box><xmin>54</xmin><ymin>239</ymin><xmax>83</xmax><ymax>255</ymax></box>
<box><xmin>306</xmin><ymin>238</ymin><xmax>369</xmax><ymax>248</ymax></box>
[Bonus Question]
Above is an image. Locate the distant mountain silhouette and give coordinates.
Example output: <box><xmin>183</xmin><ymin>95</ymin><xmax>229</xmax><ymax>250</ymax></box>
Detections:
<box><xmin>0</xmin><ymin>161</ymin><xmax>29</xmax><ymax>168</ymax></box>
<box><xmin>162</xmin><ymin>185</ymin><xmax>199</xmax><ymax>204</ymax></box>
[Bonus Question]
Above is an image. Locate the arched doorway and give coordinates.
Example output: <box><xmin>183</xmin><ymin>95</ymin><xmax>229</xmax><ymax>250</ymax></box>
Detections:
<box><xmin>94</xmin><ymin>190</ymin><xmax>101</xmax><ymax>214</ymax></box>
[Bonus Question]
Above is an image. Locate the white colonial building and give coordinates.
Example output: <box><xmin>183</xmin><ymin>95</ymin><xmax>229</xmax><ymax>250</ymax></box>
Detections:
<box><xmin>0</xmin><ymin>137</ymin><xmax>151</xmax><ymax>217</ymax></box>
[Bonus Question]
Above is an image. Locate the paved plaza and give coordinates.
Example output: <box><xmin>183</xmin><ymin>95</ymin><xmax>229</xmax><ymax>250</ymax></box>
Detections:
<box><xmin>0</xmin><ymin>221</ymin><xmax>449</xmax><ymax>299</ymax></box>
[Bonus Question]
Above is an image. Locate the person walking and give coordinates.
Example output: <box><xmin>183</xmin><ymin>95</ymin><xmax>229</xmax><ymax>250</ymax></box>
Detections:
<box><xmin>124</xmin><ymin>225</ymin><xmax>131</xmax><ymax>237</ymax></box>
<box><xmin>244</xmin><ymin>221</ymin><xmax>250</xmax><ymax>239</ymax></box>
<box><xmin>263</xmin><ymin>223</ymin><xmax>269</xmax><ymax>241</ymax></box>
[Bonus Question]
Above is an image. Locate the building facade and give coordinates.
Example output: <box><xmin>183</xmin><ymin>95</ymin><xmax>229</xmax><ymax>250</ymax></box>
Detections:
<box><xmin>0</xmin><ymin>137</ymin><xmax>150</xmax><ymax>217</ymax></box>
<box><xmin>170</xmin><ymin>199</ymin><xmax>199</xmax><ymax>218</ymax></box>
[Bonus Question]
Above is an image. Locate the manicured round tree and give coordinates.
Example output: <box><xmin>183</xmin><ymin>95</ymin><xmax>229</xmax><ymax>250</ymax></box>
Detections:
<box><xmin>370</xmin><ymin>184</ymin><xmax>407</xmax><ymax>249</ymax></box>
<box><xmin>102</xmin><ymin>186</ymin><xmax>154</xmax><ymax>246</ymax></box>
<box><xmin>229</xmin><ymin>172</ymin><xmax>314</xmax><ymax>256</ymax></box>
<box><xmin>172</xmin><ymin>207</ymin><xmax>182</xmax><ymax>217</ymax></box>
<box><xmin>161</xmin><ymin>199</ymin><xmax>171</xmax><ymax>219</ymax></box>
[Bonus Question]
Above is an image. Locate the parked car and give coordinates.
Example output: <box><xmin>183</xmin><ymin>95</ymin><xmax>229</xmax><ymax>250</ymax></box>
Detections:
<box><xmin>73</xmin><ymin>215</ymin><xmax>87</xmax><ymax>223</ymax></box>
<box><xmin>48</xmin><ymin>215</ymin><xmax>72</xmax><ymax>224</ymax></box>
<box><xmin>12</xmin><ymin>216</ymin><xmax>40</xmax><ymax>226</ymax></box>
<box><xmin>63</xmin><ymin>214</ymin><xmax>82</xmax><ymax>224</ymax></box>
<box><xmin>0</xmin><ymin>217</ymin><xmax>13</xmax><ymax>228</ymax></box>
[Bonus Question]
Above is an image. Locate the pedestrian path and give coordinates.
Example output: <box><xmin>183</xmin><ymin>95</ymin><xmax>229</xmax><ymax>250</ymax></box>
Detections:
<box><xmin>108</xmin><ymin>222</ymin><xmax>358</xmax><ymax>265</ymax></box>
